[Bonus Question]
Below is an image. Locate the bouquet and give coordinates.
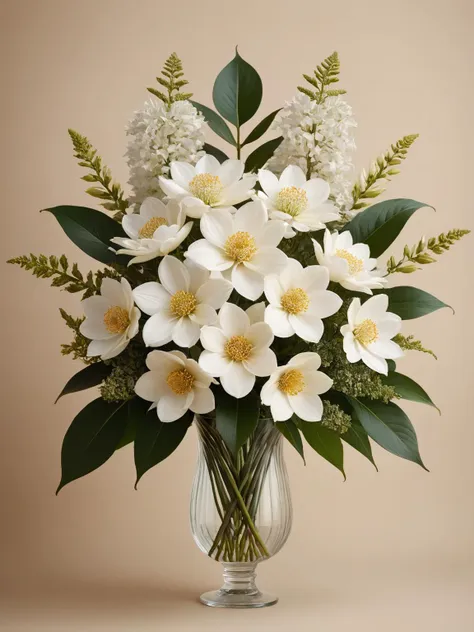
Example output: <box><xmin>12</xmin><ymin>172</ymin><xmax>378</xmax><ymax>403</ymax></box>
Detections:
<box><xmin>9</xmin><ymin>49</ymin><xmax>468</xmax><ymax>607</ymax></box>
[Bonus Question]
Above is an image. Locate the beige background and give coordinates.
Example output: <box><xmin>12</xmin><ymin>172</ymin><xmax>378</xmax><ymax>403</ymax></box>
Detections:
<box><xmin>1</xmin><ymin>0</ymin><xmax>473</xmax><ymax>629</ymax></box>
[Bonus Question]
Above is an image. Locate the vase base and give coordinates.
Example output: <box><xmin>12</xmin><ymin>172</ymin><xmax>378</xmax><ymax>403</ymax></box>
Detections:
<box><xmin>200</xmin><ymin>589</ymin><xmax>278</xmax><ymax>609</ymax></box>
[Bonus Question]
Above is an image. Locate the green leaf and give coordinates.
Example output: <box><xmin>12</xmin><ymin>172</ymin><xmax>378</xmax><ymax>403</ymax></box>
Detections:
<box><xmin>55</xmin><ymin>362</ymin><xmax>112</xmax><ymax>403</ymax></box>
<box><xmin>191</xmin><ymin>101</ymin><xmax>236</xmax><ymax>146</ymax></box>
<box><xmin>299</xmin><ymin>420</ymin><xmax>345</xmax><ymax>478</ymax></box>
<box><xmin>203</xmin><ymin>143</ymin><xmax>229</xmax><ymax>163</ymax></box>
<box><xmin>134</xmin><ymin>407</ymin><xmax>192</xmax><ymax>487</ymax></box>
<box><xmin>347</xmin><ymin>397</ymin><xmax>428</xmax><ymax>470</ymax></box>
<box><xmin>380</xmin><ymin>286</ymin><xmax>451</xmax><ymax>320</ymax></box>
<box><xmin>343</xmin><ymin>199</ymin><xmax>432</xmax><ymax>257</ymax></box>
<box><xmin>382</xmin><ymin>372</ymin><xmax>439</xmax><ymax>411</ymax></box>
<box><xmin>57</xmin><ymin>398</ymin><xmax>129</xmax><ymax>493</ymax></box>
<box><xmin>215</xmin><ymin>389</ymin><xmax>260</xmax><ymax>457</ymax></box>
<box><xmin>212</xmin><ymin>50</ymin><xmax>263</xmax><ymax>127</ymax></box>
<box><xmin>276</xmin><ymin>418</ymin><xmax>305</xmax><ymax>463</ymax></box>
<box><xmin>244</xmin><ymin>137</ymin><xmax>283</xmax><ymax>173</ymax></box>
<box><xmin>42</xmin><ymin>206</ymin><xmax>126</xmax><ymax>265</ymax></box>
<box><xmin>242</xmin><ymin>109</ymin><xmax>281</xmax><ymax>146</ymax></box>
<box><xmin>341</xmin><ymin>421</ymin><xmax>377</xmax><ymax>470</ymax></box>
<box><xmin>116</xmin><ymin>397</ymin><xmax>145</xmax><ymax>450</ymax></box>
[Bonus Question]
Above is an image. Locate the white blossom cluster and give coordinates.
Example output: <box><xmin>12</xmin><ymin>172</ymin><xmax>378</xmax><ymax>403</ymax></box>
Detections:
<box><xmin>267</xmin><ymin>93</ymin><xmax>357</xmax><ymax>212</ymax></box>
<box><xmin>125</xmin><ymin>98</ymin><xmax>206</xmax><ymax>205</ymax></box>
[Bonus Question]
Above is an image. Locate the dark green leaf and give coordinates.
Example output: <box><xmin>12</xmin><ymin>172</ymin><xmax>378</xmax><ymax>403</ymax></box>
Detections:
<box><xmin>380</xmin><ymin>286</ymin><xmax>451</xmax><ymax>320</ymax></box>
<box><xmin>347</xmin><ymin>397</ymin><xmax>428</xmax><ymax>470</ymax></box>
<box><xmin>42</xmin><ymin>206</ymin><xmax>126</xmax><ymax>265</ymax></box>
<box><xmin>244</xmin><ymin>137</ymin><xmax>283</xmax><ymax>173</ymax></box>
<box><xmin>212</xmin><ymin>50</ymin><xmax>263</xmax><ymax>127</ymax></box>
<box><xmin>203</xmin><ymin>143</ymin><xmax>229</xmax><ymax>163</ymax></box>
<box><xmin>343</xmin><ymin>199</ymin><xmax>433</xmax><ymax>257</ymax></box>
<box><xmin>276</xmin><ymin>418</ymin><xmax>305</xmax><ymax>463</ymax></box>
<box><xmin>242</xmin><ymin>109</ymin><xmax>281</xmax><ymax>146</ymax></box>
<box><xmin>215</xmin><ymin>389</ymin><xmax>260</xmax><ymax>457</ymax></box>
<box><xmin>134</xmin><ymin>407</ymin><xmax>192</xmax><ymax>487</ymax></box>
<box><xmin>383</xmin><ymin>372</ymin><xmax>439</xmax><ymax>411</ymax></box>
<box><xmin>387</xmin><ymin>360</ymin><xmax>397</xmax><ymax>372</ymax></box>
<box><xmin>191</xmin><ymin>101</ymin><xmax>236</xmax><ymax>146</ymax></box>
<box><xmin>57</xmin><ymin>398</ymin><xmax>129</xmax><ymax>493</ymax></box>
<box><xmin>299</xmin><ymin>420</ymin><xmax>345</xmax><ymax>478</ymax></box>
<box><xmin>116</xmin><ymin>397</ymin><xmax>145</xmax><ymax>450</ymax></box>
<box><xmin>55</xmin><ymin>362</ymin><xmax>112</xmax><ymax>403</ymax></box>
<box><xmin>341</xmin><ymin>421</ymin><xmax>377</xmax><ymax>470</ymax></box>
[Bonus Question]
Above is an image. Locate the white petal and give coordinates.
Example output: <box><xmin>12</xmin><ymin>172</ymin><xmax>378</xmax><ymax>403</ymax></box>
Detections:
<box><xmin>258</xmin><ymin>169</ymin><xmax>280</xmax><ymax>199</ymax></box>
<box><xmin>303</xmin><ymin>177</ymin><xmax>330</xmax><ymax>206</ymax></box>
<box><xmin>279</xmin><ymin>258</ymin><xmax>303</xmax><ymax>290</ymax></box>
<box><xmin>191</xmin><ymin>303</ymin><xmax>217</xmax><ymax>326</ymax></box>
<box><xmin>246</xmin><ymin>247</ymin><xmax>288</xmax><ymax>276</ymax></box>
<box><xmin>82</xmin><ymin>295</ymin><xmax>111</xmax><ymax>318</ymax></box>
<box><xmin>304</xmin><ymin>370</ymin><xmax>333</xmax><ymax>395</ymax></box>
<box><xmin>258</xmin><ymin>220</ymin><xmax>286</xmax><ymax>247</ymax></box>
<box><xmin>185</xmin><ymin>260</ymin><xmax>210</xmax><ymax>294</ymax></box>
<box><xmin>134</xmin><ymin>371</ymin><xmax>167</xmax><ymax>402</ymax></box>
<box><xmin>170</xmin><ymin>161</ymin><xmax>195</xmax><ymax>189</ymax></box>
<box><xmin>200</xmin><ymin>326</ymin><xmax>227</xmax><ymax>352</ymax></box>
<box><xmin>145</xmin><ymin>349</ymin><xmax>183</xmax><ymax>373</ymax></box>
<box><xmin>158</xmin><ymin>176</ymin><xmax>188</xmax><ymax>199</ymax></box>
<box><xmin>200</xmin><ymin>208</ymin><xmax>233</xmax><ymax>247</ymax></box>
<box><xmin>196</xmin><ymin>154</ymin><xmax>220</xmax><ymax>175</ymax></box>
<box><xmin>141</xmin><ymin>197</ymin><xmax>168</xmax><ymax>220</ymax></box>
<box><xmin>232</xmin><ymin>264</ymin><xmax>264</xmax><ymax>300</ymax></box>
<box><xmin>270</xmin><ymin>390</ymin><xmax>294</xmax><ymax>422</ymax></box>
<box><xmin>218</xmin><ymin>302</ymin><xmax>250</xmax><ymax>336</ymax></box>
<box><xmin>299</xmin><ymin>265</ymin><xmax>330</xmax><ymax>292</ymax></box>
<box><xmin>88</xmin><ymin>336</ymin><xmax>128</xmax><ymax>360</ymax></box>
<box><xmin>220</xmin><ymin>176</ymin><xmax>256</xmax><ymax>206</ymax></box>
<box><xmin>198</xmin><ymin>350</ymin><xmax>231</xmax><ymax>376</ymax></box>
<box><xmin>190</xmin><ymin>387</ymin><xmax>215</xmax><ymax>414</ymax></box>
<box><xmin>234</xmin><ymin>200</ymin><xmax>266</xmax><ymax>235</ymax></box>
<box><xmin>132</xmin><ymin>282</ymin><xmax>170</xmax><ymax>315</ymax></box>
<box><xmin>377</xmin><ymin>316</ymin><xmax>402</xmax><ymax>339</ymax></box>
<box><xmin>181</xmin><ymin>197</ymin><xmax>207</xmax><ymax>218</ymax></box>
<box><xmin>122</xmin><ymin>214</ymin><xmax>146</xmax><ymax>239</ymax></box>
<box><xmin>244</xmin><ymin>347</ymin><xmax>277</xmax><ymax>377</ymax></box>
<box><xmin>307</xmin><ymin>290</ymin><xmax>342</xmax><ymax>318</ymax></box>
<box><xmin>342</xmin><ymin>332</ymin><xmax>361</xmax><ymax>363</ymax></box>
<box><xmin>264</xmin><ymin>305</ymin><xmax>294</xmax><ymax>337</ymax></box>
<box><xmin>247</xmin><ymin>322</ymin><xmax>274</xmax><ymax>350</ymax></box>
<box><xmin>158</xmin><ymin>256</ymin><xmax>190</xmax><ymax>294</ymax></box>
<box><xmin>80</xmin><ymin>315</ymin><xmax>114</xmax><ymax>340</ymax></box>
<box><xmin>196</xmin><ymin>278</ymin><xmax>233</xmax><ymax>309</ymax></box>
<box><xmin>217</xmin><ymin>159</ymin><xmax>244</xmax><ymax>187</ymax></box>
<box><xmin>246</xmin><ymin>302</ymin><xmax>266</xmax><ymax>325</ymax></box>
<box><xmin>291</xmin><ymin>392</ymin><xmax>324</xmax><ymax>422</ymax></box>
<box><xmin>157</xmin><ymin>393</ymin><xmax>193</xmax><ymax>422</ymax></box>
<box><xmin>347</xmin><ymin>298</ymin><xmax>361</xmax><ymax>328</ymax></box>
<box><xmin>357</xmin><ymin>294</ymin><xmax>389</xmax><ymax>323</ymax></box>
<box><xmin>172</xmin><ymin>317</ymin><xmax>201</xmax><ymax>348</ymax></box>
<box><xmin>279</xmin><ymin>165</ymin><xmax>306</xmax><ymax>188</ymax></box>
<box><xmin>288</xmin><ymin>352</ymin><xmax>322</xmax><ymax>371</ymax></box>
<box><xmin>142</xmin><ymin>312</ymin><xmax>175</xmax><ymax>346</ymax></box>
<box><xmin>290</xmin><ymin>313</ymin><xmax>324</xmax><ymax>343</ymax></box>
<box><xmin>368</xmin><ymin>339</ymin><xmax>404</xmax><ymax>359</ymax></box>
<box><xmin>185</xmin><ymin>240</ymin><xmax>232</xmax><ymax>271</ymax></box>
<box><xmin>264</xmin><ymin>275</ymin><xmax>284</xmax><ymax>305</ymax></box>
<box><xmin>360</xmin><ymin>347</ymin><xmax>388</xmax><ymax>375</ymax></box>
<box><xmin>220</xmin><ymin>362</ymin><xmax>255</xmax><ymax>398</ymax></box>
<box><xmin>100</xmin><ymin>278</ymin><xmax>128</xmax><ymax>308</ymax></box>
<box><xmin>261</xmin><ymin>373</ymin><xmax>280</xmax><ymax>405</ymax></box>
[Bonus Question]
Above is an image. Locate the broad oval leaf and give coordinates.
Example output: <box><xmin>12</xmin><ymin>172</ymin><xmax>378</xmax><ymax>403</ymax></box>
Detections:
<box><xmin>191</xmin><ymin>101</ymin><xmax>236</xmax><ymax>146</ymax></box>
<box><xmin>347</xmin><ymin>397</ymin><xmax>428</xmax><ymax>470</ymax></box>
<box><xmin>299</xmin><ymin>420</ymin><xmax>345</xmax><ymax>478</ymax></box>
<box><xmin>215</xmin><ymin>388</ymin><xmax>260</xmax><ymax>458</ymax></box>
<box><xmin>212</xmin><ymin>50</ymin><xmax>263</xmax><ymax>127</ymax></box>
<box><xmin>343</xmin><ymin>199</ymin><xmax>432</xmax><ymax>257</ymax></box>
<box><xmin>245</xmin><ymin>137</ymin><xmax>283</xmax><ymax>173</ymax></box>
<box><xmin>55</xmin><ymin>362</ymin><xmax>112</xmax><ymax>403</ymax></box>
<box><xmin>341</xmin><ymin>421</ymin><xmax>377</xmax><ymax>470</ymax></box>
<box><xmin>276</xmin><ymin>418</ymin><xmax>305</xmax><ymax>463</ymax></box>
<box><xmin>242</xmin><ymin>109</ymin><xmax>281</xmax><ymax>146</ymax></box>
<box><xmin>57</xmin><ymin>398</ymin><xmax>129</xmax><ymax>493</ymax></box>
<box><xmin>116</xmin><ymin>397</ymin><xmax>145</xmax><ymax>450</ymax></box>
<box><xmin>203</xmin><ymin>143</ymin><xmax>229</xmax><ymax>163</ymax></box>
<box><xmin>134</xmin><ymin>407</ymin><xmax>192</xmax><ymax>487</ymax></box>
<box><xmin>43</xmin><ymin>206</ymin><xmax>126</xmax><ymax>265</ymax></box>
<box><xmin>380</xmin><ymin>286</ymin><xmax>451</xmax><ymax>320</ymax></box>
<box><xmin>382</xmin><ymin>372</ymin><xmax>439</xmax><ymax>411</ymax></box>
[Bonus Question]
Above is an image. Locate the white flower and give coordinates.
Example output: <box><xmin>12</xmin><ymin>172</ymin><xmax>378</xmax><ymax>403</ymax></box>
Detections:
<box><xmin>199</xmin><ymin>303</ymin><xmax>277</xmax><ymax>399</ymax></box>
<box><xmin>267</xmin><ymin>93</ymin><xmax>357</xmax><ymax>213</ymax></box>
<box><xmin>185</xmin><ymin>201</ymin><xmax>287</xmax><ymax>300</ymax></box>
<box><xmin>258</xmin><ymin>165</ymin><xmax>340</xmax><ymax>236</ymax></box>
<box><xmin>158</xmin><ymin>154</ymin><xmax>257</xmax><ymax>218</ymax></box>
<box><xmin>135</xmin><ymin>350</ymin><xmax>216</xmax><ymax>422</ymax></box>
<box><xmin>126</xmin><ymin>98</ymin><xmax>205</xmax><ymax>205</ymax></box>
<box><xmin>313</xmin><ymin>229</ymin><xmax>387</xmax><ymax>295</ymax></box>
<box><xmin>110</xmin><ymin>197</ymin><xmax>193</xmax><ymax>265</ymax></box>
<box><xmin>133</xmin><ymin>256</ymin><xmax>233</xmax><ymax>348</ymax></box>
<box><xmin>341</xmin><ymin>295</ymin><xmax>403</xmax><ymax>375</ymax></box>
<box><xmin>261</xmin><ymin>352</ymin><xmax>332</xmax><ymax>422</ymax></box>
<box><xmin>264</xmin><ymin>258</ymin><xmax>342</xmax><ymax>343</ymax></box>
<box><xmin>79</xmin><ymin>278</ymin><xmax>140</xmax><ymax>360</ymax></box>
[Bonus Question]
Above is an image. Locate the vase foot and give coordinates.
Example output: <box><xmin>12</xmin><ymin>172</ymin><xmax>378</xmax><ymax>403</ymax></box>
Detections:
<box><xmin>199</xmin><ymin>589</ymin><xmax>278</xmax><ymax>608</ymax></box>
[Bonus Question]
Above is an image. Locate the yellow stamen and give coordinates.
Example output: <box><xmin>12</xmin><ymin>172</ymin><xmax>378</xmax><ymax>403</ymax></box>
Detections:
<box><xmin>353</xmin><ymin>319</ymin><xmax>378</xmax><ymax>345</ymax></box>
<box><xmin>278</xmin><ymin>369</ymin><xmax>305</xmax><ymax>396</ymax></box>
<box><xmin>188</xmin><ymin>173</ymin><xmax>223</xmax><ymax>205</ymax></box>
<box><xmin>166</xmin><ymin>368</ymin><xmax>195</xmax><ymax>395</ymax></box>
<box><xmin>275</xmin><ymin>186</ymin><xmax>308</xmax><ymax>217</ymax></box>
<box><xmin>138</xmin><ymin>217</ymin><xmax>167</xmax><ymax>238</ymax></box>
<box><xmin>103</xmin><ymin>306</ymin><xmax>130</xmax><ymax>334</ymax></box>
<box><xmin>169</xmin><ymin>290</ymin><xmax>197</xmax><ymax>318</ymax></box>
<box><xmin>224</xmin><ymin>232</ymin><xmax>257</xmax><ymax>263</ymax></box>
<box><xmin>224</xmin><ymin>335</ymin><xmax>253</xmax><ymax>362</ymax></box>
<box><xmin>280</xmin><ymin>288</ymin><xmax>310</xmax><ymax>315</ymax></box>
<box><xmin>335</xmin><ymin>249</ymin><xmax>364</xmax><ymax>275</ymax></box>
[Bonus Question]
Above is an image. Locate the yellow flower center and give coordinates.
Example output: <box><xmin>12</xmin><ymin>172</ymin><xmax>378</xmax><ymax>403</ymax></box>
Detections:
<box><xmin>280</xmin><ymin>288</ymin><xmax>310</xmax><ymax>315</ymax></box>
<box><xmin>169</xmin><ymin>290</ymin><xmax>197</xmax><ymax>318</ymax></box>
<box><xmin>166</xmin><ymin>368</ymin><xmax>195</xmax><ymax>395</ymax></box>
<box><xmin>224</xmin><ymin>231</ymin><xmax>257</xmax><ymax>263</ymax></box>
<box><xmin>188</xmin><ymin>173</ymin><xmax>223</xmax><ymax>205</ymax></box>
<box><xmin>335</xmin><ymin>249</ymin><xmax>364</xmax><ymax>275</ymax></box>
<box><xmin>103</xmin><ymin>306</ymin><xmax>130</xmax><ymax>334</ymax></box>
<box><xmin>138</xmin><ymin>217</ymin><xmax>167</xmax><ymax>238</ymax></box>
<box><xmin>224</xmin><ymin>335</ymin><xmax>253</xmax><ymax>362</ymax></box>
<box><xmin>278</xmin><ymin>369</ymin><xmax>305</xmax><ymax>396</ymax></box>
<box><xmin>353</xmin><ymin>319</ymin><xmax>378</xmax><ymax>345</ymax></box>
<box><xmin>275</xmin><ymin>186</ymin><xmax>308</xmax><ymax>217</ymax></box>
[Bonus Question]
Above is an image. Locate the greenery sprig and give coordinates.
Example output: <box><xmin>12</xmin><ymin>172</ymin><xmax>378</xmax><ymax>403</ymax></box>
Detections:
<box><xmin>298</xmin><ymin>51</ymin><xmax>346</xmax><ymax>104</ymax></box>
<box><xmin>147</xmin><ymin>52</ymin><xmax>193</xmax><ymax>107</ymax></box>
<box><xmin>393</xmin><ymin>335</ymin><xmax>437</xmax><ymax>359</ymax></box>
<box><xmin>59</xmin><ymin>309</ymin><xmax>93</xmax><ymax>362</ymax></box>
<box><xmin>351</xmin><ymin>134</ymin><xmax>419</xmax><ymax>211</ymax></box>
<box><xmin>68</xmin><ymin>129</ymin><xmax>129</xmax><ymax>220</ymax></box>
<box><xmin>386</xmin><ymin>229</ymin><xmax>470</xmax><ymax>274</ymax></box>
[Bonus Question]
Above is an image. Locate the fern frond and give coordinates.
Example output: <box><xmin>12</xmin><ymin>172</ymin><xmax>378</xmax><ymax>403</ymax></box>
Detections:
<box><xmin>147</xmin><ymin>52</ymin><xmax>193</xmax><ymax>107</ymax></box>
<box><xmin>297</xmin><ymin>52</ymin><xmax>346</xmax><ymax>104</ymax></box>
<box><xmin>393</xmin><ymin>335</ymin><xmax>437</xmax><ymax>359</ymax></box>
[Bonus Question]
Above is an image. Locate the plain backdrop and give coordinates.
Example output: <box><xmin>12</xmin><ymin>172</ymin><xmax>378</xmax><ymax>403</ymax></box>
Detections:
<box><xmin>1</xmin><ymin>0</ymin><xmax>473</xmax><ymax>630</ymax></box>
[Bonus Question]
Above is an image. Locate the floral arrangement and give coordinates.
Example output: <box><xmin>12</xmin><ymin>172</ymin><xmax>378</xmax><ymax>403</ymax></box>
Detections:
<box><xmin>9</xmin><ymin>50</ymin><xmax>468</xmax><ymax>510</ymax></box>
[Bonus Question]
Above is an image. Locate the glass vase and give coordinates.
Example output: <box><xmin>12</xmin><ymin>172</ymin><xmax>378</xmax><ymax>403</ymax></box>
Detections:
<box><xmin>190</xmin><ymin>415</ymin><xmax>292</xmax><ymax>608</ymax></box>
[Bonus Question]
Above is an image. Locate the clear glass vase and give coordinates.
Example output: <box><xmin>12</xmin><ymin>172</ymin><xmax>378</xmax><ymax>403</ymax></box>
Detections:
<box><xmin>190</xmin><ymin>415</ymin><xmax>292</xmax><ymax>608</ymax></box>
